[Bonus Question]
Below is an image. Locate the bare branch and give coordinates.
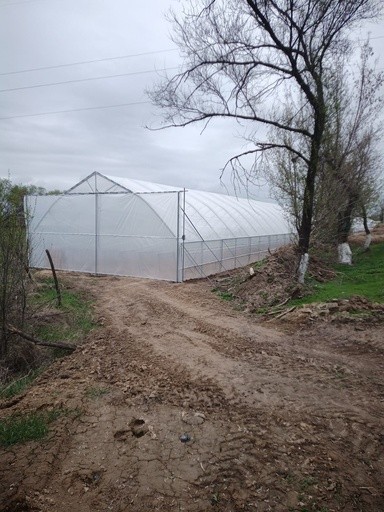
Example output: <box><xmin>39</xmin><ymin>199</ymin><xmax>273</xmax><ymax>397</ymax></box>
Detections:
<box><xmin>7</xmin><ymin>324</ymin><xmax>76</xmax><ymax>352</ymax></box>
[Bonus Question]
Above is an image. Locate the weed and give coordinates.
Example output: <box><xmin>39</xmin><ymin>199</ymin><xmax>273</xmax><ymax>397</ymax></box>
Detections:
<box><xmin>251</xmin><ymin>258</ymin><xmax>266</xmax><ymax>270</ymax></box>
<box><xmin>210</xmin><ymin>493</ymin><xmax>220</xmax><ymax>505</ymax></box>
<box><xmin>0</xmin><ymin>369</ymin><xmax>42</xmax><ymax>399</ymax></box>
<box><xmin>85</xmin><ymin>386</ymin><xmax>109</xmax><ymax>399</ymax></box>
<box><xmin>300</xmin><ymin>477</ymin><xmax>317</xmax><ymax>490</ymax></box>
<box><xmin>0</xmin><ymin>409</ymin><xmax>61</xmax><ymax>446</ymax></box>
<box><xmin>32</xmin><ymin>277</ymin><xmax>95</xmax><ymax>344</ymax></box>
<box><xmin>216</xmin><ymin>291</ymin><xmax>234</xmax><ymax>301</ymax></box>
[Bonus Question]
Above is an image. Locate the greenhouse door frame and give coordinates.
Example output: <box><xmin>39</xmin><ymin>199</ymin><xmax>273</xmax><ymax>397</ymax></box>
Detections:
<box><xmin>176</xmin><ymin>189</ymin><xmax>186</xmax><ymax>283</ymax></box>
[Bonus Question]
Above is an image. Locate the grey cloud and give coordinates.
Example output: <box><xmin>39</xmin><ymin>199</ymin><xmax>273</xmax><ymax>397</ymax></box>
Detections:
<box><xmin>1</xmin><ymin>0</ymin><xmax>383</xmax><ymax>200</ymax></box>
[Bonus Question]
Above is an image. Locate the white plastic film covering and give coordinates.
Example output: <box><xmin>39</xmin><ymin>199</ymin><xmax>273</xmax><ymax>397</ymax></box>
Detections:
<box><xmin>27</xmin><ymin>191</ymin><xmax>180</xmax><ymax>281</ymax></box>
<box><xmin>104</xmin><ymin>174</ymin><xmax>291</xmax><ymax>240</ymax></box>
<box><xmin>26</xmin><ymin>172</ymin><xmax>293</xmax><ymax>281</ymax></box>
<box><xmin>96</xmin><ymin>193</ymin><xmax>179</xmax><ymax>280</ymax></box>
<box><xmin>27</xmin><ymin>194</ymin><xmax>96</xmax><ymax>273</ymax></box>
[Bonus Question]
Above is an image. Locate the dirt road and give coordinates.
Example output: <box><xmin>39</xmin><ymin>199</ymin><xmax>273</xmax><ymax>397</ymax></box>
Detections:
<box><xmin>1</xmin><ymin>274</ymin><xmax>383</xmax><ymax>511</ymax></box>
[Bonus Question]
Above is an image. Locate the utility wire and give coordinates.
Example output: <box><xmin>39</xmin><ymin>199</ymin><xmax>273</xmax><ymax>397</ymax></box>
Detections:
<box><xmin>1</xmin><ymin>36</ymin><xmax>382</xmax><ymax>77</ymax></box>
<box><xmin>0</xmin><ymin>49</ymin><xmax>178</xmax><ymax>77</ymax></box>
<box><xmin>0</xmin><ymin>67</ymin><xmax>178</xmax><ymax>93</ymax></box>
<box><xmin>1</xmin><ymin>62</ymin><xmax>381</xmax><ymax>93</ymax></box>
<box><xmin>0</xmin><ymin>100</ymin><xmax>151</xmax><ymax>120</ymax></box>
<box><xmin>0</xmin><ymin>0</ymin><xmax>57</xmax><ymax>7</ymax></box>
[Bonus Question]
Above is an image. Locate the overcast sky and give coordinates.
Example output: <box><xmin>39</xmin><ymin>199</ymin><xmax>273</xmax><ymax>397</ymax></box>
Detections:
<box><xmin>1</xmin><ymin>0</ymin><xmax>383</xmax><ymax>199</ymax></box>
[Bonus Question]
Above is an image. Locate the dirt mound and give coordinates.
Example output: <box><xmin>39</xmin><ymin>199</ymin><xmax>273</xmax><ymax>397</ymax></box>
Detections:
<box><xmin>276</xmin><ymin>296</ymin><xmax>384</xmax><ymax>329</ymax></box>
<box><xmin>213</xmin><ymin>244</ymin><xmax>336</xmax><ymax>313</ymax></box>
<box><xmin>213</xmin><ymin>224</ymin><xmax>384</xmax><ymax>322</ymax></box>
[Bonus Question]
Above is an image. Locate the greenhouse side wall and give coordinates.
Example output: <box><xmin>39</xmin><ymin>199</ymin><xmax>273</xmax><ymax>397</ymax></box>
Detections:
<box><xmin>182</xmin><ymin>233</ymin><xmax>293</xmax><ymax>280</ymax></box>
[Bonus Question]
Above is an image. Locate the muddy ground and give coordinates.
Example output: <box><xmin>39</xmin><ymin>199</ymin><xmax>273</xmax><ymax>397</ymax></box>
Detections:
<box><xmin>0</xmin><ymin>272</ymin><xmax>383</xmax><ymax>511</ymax></box>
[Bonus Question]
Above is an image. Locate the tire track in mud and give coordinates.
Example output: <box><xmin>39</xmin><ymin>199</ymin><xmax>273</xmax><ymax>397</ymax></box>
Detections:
<box><xmin>92</xmin><ymin>276</ymin><xmax>384</xmax><ymax>510</ymax></box>
<box><xmin>99</xmin><ymin>278</ymin><xmax>384</xmax><ymax>423</ymax></box>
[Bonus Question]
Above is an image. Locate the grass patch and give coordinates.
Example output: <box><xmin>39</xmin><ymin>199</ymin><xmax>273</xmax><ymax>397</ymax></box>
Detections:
<box><xmin>32</xmin><ymin>277</ymin><xmax>95</xmax><ymax>343</ymax></box>
<box><xmin>293</xmin><ymin>242</ymin><xmax>384</xmax><ymax>305</ymax></box>
<box><xmin>0</xmin><ymin>409</ymin><xmax>61</xmax><ymax>446</ymax></box>
<box><xmin>251</xmin><ymin>258</ymin><xmax>267</xmax><ymax>270</ymax></box>
<box><xmin>85</xmin><ymin>386</ymin><xmax>109</xmax><ymax>399</ymax></box>
<box><xmin>216</xmin><ymin>291</ymin><xmax>234</xmax><ymax>301</ymax></box>
<box><xmin>1</xmin><ymin>276</ymin><xmax>96</xmax><ymax>402</ymax></box>
<box><xmin>0</xmin><ymin>369</ymin><xmax>43</xmax><ymax>400</ymax></box>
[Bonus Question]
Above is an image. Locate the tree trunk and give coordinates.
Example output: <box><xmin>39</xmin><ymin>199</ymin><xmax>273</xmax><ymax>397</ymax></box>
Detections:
<box><xmin>297</xmin><ymin>103</ymin><xmax>325</xmax><ymax>282</ymax></box>
<box><xmin>0</xmin><ymin>326</ymin><xmax>8</xmax><ymax>359</ymax></box>
<box><xmin>362</xmin><ymin>205</ymin><xmax>372</xmax><ymax>250</ymax></box>
<box><xmin>337</xmin><ymin>195</ymin><xmax>356</xmax><ymax>265</ymax></box>
<box><xmin>338</xmin><ymin>243</ymin><xmax>352</xmax><ymax>265</ymax></box>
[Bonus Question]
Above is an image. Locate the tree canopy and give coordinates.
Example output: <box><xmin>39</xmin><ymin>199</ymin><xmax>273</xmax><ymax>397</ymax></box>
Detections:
<box><xmin>150</xmin><ymin>0</ymin><xmax>383</xmax><ymax>279</ymax></box>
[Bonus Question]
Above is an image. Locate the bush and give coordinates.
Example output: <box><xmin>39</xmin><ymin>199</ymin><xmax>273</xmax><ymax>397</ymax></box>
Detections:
<box><xmin>0</xmin><ymin>179</ymin><xmax>30</xmax><ymax>359</ymax></box>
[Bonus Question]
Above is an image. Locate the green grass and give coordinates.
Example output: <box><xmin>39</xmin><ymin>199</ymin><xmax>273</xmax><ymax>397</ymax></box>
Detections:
<box><xmin>293</xmin><ymin>242</ymin><xmax>384</xmax><ymax>305</ymax></box>
<box><xmin>251</xmin><ymin>258</ymin><xmax>267</xmax><ymax>270</ymax></box>
<box><xmin>33</xmin><ymin>277</ymin><xmax>95</xmax><ymax>343</ymax></box>
<box><xmin>85</xmin><ymin>386</ymin><xmax>109</xmax><ymax>399</ymax></box>
<box><xmin>0</xmin><ymin>369</ymin><xmax>43</xmax><ymax>400</ymax></box>
<box><xmin>0</xmin><ymin>277</ymin><xmax>95</xmax><ymax>404</ymax></box>
<box><xmin>216</xmin><ymin>291</ymin><xmax>234</xmax><ymax>301</ymax></box>
<box><xmin>0</xmin><ymin>409</ymin><xmax>61</xmax><ymax>446</ymax></box>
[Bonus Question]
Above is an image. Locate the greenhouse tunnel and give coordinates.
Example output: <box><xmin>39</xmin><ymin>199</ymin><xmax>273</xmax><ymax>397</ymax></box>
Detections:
<box><xmin>26</xmin><ymin>171</ymin><xmax>293</xmax><ymax>281</ymax></box>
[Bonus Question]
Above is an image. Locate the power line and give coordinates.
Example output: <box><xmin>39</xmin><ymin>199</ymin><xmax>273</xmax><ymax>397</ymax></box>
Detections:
<box><xmin>1</xmin><ymin>61</ymin><xmax>382</xmax><ymax>94</ymax></box>
<box><xmin>0</xmin><ymin>49</ymin><xmax>178</xmax><ymax>77</ymax></box>
<box><xmin>1</xmin><ymin>36</ymin><xmax>381</xmax><ymax>78</ymax></box>
<box><xmin>0</xmin><ymin>67</ymin><xmax>178</xmax><ymax>93</ymax></box>
<box><xmin>0</xmin><ymin>0</ymin><xmax>55</xmax><ymax>7</ymax></box>
<box><xmin>0</xmin><ymin>100</ymin><xmax>151</xmax><ymax>120</ymax></box>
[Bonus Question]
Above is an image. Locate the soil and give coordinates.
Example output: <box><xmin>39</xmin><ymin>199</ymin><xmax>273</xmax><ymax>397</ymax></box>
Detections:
<box><xmin>0</xmin><ymin>270</ymin><xmax>383</xmax><ymax>511</ymax></box>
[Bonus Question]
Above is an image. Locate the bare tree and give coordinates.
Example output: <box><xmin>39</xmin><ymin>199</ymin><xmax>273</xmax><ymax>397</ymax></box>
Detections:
<box><xmin>322</xmin><ymin>43</ymin><xmax>383</xmax><ymax>262</ymax></box>
<box><xmin>269</xmin><ymin>42</ymin><xmax>383</xmax><ymax>261</ymax></box>
<box><xmin>150</xmin><ymin>0</ymin><xmax>382</xmax><ymax>281</ymax></box>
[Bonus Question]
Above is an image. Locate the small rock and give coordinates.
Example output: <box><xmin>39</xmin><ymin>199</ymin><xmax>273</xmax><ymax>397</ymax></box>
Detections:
<box><xmin>180</xmin><ymin>433</ymin><xmax>191</xmax><ymax>443</ymax></box>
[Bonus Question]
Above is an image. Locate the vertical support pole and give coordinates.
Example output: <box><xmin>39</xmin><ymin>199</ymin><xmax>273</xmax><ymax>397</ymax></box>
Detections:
<box><xmin>95</xmin><ymin>192</ymin><xmax>99</xmax><ymax>275</ymax></box>
<box><xmin>181</xmin><ymin>188</ymin><xmax>186</xmax><ymax>282</ymax></box>
<box><xmin>234</xmin><ymin>238</ymin><xmax>237</xmax><ymax>269</ymax></box>
<box><xmin>176</xmin><ymin>191</ymin><xmax>181</xmax><ymax>283</ymax></box>
<box><xmin>220</xmin><ymin>239</ymin><xmax>224</xmax><ymax>271</ymax></box>
<box><xmin>200</xmin><ymin>240</ymin><xmax>204</xmax><ymax>272</ymax></box>
<box><xmin>248</xmin><ymin>236</ymin><xmax>252</xmax><ymax>264</ymax></box>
